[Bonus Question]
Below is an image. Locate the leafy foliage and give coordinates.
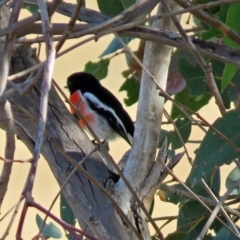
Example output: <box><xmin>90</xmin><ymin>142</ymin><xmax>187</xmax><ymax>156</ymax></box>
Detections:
<box><xmin>214</xmin><ymin>225</ymin><xmax>240</xmax><ymax>240</ymax></box>
<box><xmin>119</xmin><ymin>77</ymin><xmax>140</xmax><ymax>106</ymax></box>
<box><xmin>84</xmin><ymin>58</ymin><xmax>110</xmax><ymax>80</ymax></box>
<box><xmin>225</xmin><ymin>166</ymin><xmax>240</xmax><ymax>195</ymax></box>
<box><xmin>97</xmin><ymin>0</ymin><xmax>135</xmax><ymax>16</ymax></box>
<box><xmin>100</xmin><ymin>36</ymin><xmax>132</xmax><ymax>57</ymax></box>
<box><xmin>22</xmin><ymin>3</ymin><xmax>39</xmax><ymax>14</ymax></box>
<box><xmin>89</xmin><ymin>2</ymin><xmax>240</xmax><ymax>238</ymax></box>
<box><xmin>221</xmin><ymin>3</ymin><xmax>240</xmax><ymax>91</ymax></box>
<box><xmin>7</xmin><ymin>0</ymin><xmax>240</xmax><ymax>239</ymax></box>
<box><xmin>36</xmin><ymin>214</ymin><xmax>62</xmax><ymax>239</ymax></box>
<box><xmin>188</xmin><ymin>109</ymin><xmax>240</xmax><ymax>186</ymax></box>
<box><xmin>60</xmin><ymin>194</ymin><xmax>76</xmax><ymax>240</ymax></box>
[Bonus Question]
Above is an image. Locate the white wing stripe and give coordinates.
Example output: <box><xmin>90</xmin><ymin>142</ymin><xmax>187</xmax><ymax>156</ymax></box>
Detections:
<box><xmin>83</xmin><ymin>92</ymin><xmax>129</xmax><ymax>139</ymax></box>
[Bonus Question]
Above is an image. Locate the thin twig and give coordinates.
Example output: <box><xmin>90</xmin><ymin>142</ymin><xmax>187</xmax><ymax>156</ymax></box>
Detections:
<box><xmin>8</xmin><ymin>35</ymin><xmax>96</xmax><ymax>82</ymax></box>
<box><xmin>163</xmin><ymin>109</ymin><xmax>192</xmax><ymax>165</ymax></box>
<box><xmin>0</xmin><ymin>156</ymin><xmax>32</xmax><ymax>163</ymax></box>
<box><xmin>151</xmin><ymin>215</ymin><xmax>178</xmax><ymax>221</ymax></box>
<box><xmin>0</xmin><ymin>0</ymin><xmax>23</xmax><ymax>216</ymax></box>
<box><xmin>49</xmin><ymin>137</ymin><xmax>143</xmax><ymax>240</ymax></box>
<box><xmin>10</xmin><ymin>97</ymin><xmax>143</xmax><ymax>240</ymax></box>
<box><xmin>29</xmin><ymin>200</ymin><xmax>96</xmax><ymax>240</ymax></box>
<box><xmin>28</xmin><ymin>0</ymin><xmax>56</xmax><ymax>193</ymax></box>
<box><xmin>0</xmin><ymin>0</ymin><xmax>60</xmax><ymax>39</ymax></box>
<box><xmin>53</xmin><ymin>78</ymin><xmax>159</xmax><ymax>239</ymax></box>
<box><xmin>112</xmin><ymin>22</ymin><xmax>240</xmax><ymax>163</ymax></box>
<box><xmin>6</xmin><ymin>67</ymin><xmax>43</xmax><ymax>97</ymax></box>
<box><xmin>1</xmin><ymin>196</ymin><xmax>24</xmax><ymax>239</ymax></box>
<box><xmin>17</xmin><ymin>0</ymin><xmax>56</xmax><ymax>237</ymax></box>
<box><xmin>160</xmin><ymin>184</ymin><xmax>240</xmax><ymax>218</ymax></box>
<box><xmin>159</xmin><ymin>171</ymin><xmax>238</xmax><ymax>235</ymax></box>
<box><xmin>197</xmin><ymin>178</ymin><xmax>240</xmax><ymax>239</ymax></box>
<box><xmin>162</xmin><ymin>0</ymin><xmax>226</xmax><ymax>116</ymax></box>
<box><xmin>55</xmin><ymin>0</ymin><xmax>83</xmax><ymax>53</ymax></box>
<box><xmin>200</xmin><ymin>179</ymin><xmax>240</xmax><ymax>236</ymax></box>
<box><xmin>39</xmin><ymin>145</ymin><xmax>98</xmax><ymax>236</ymax></box>
<box><xmin>174</xmin><ymin>0</ymin><xmax>240</xmax><ymax>45</ymax></box>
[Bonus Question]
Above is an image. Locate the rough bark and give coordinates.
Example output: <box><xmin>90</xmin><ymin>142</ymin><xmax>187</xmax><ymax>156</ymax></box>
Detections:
<box><xmin>115</xmin><ymin>0</ymin><xmax>181</xmax><ymax>210</ymax></box>
<box><xmin>0</xmin><ymin>1</ymin><xmax>179</xmax><ymax>239</ymax></box>
<box><xmin>1</xmin><ymin>44</ymin><xmax>142</xmax><ymax>240</ymax></box>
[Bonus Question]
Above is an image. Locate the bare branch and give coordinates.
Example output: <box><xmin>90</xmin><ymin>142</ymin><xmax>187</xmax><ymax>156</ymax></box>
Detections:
<box><xmin>161</xmin><ymin>0</ymin><xmax>226</xmax><ymax>116</ymax></box>
<box><xmin>13</xmin><ymin>21</ymin><xmax>240</xmax><ymax>66</ymax></box>
<box><xmin>175</xmin><ymin>0</ymin><xmax>240</xmax><ymax>46</ymax></box>
<box><xmin>159</xmin><ymin>183</ymin><xmax>240</xmax><ymax>218</ymax></box>
<box><xmin>16</xmin><ymin>0</ymin><xmax>56</xmax><ymax>237</ymax></box>
<box><xmin>198</xmin><ymin>178</ymin><xmax>240</xmax><ymax>239</ymax></box>
<box><xmin>200</xmin><ymin>179</ymin><xmax>240</xmax><ymax>235</ymax></box>
<box><xmin>55</xmin><ymin>0</ymin><xmax>83</xmax><ymax>53</ymax></box>
<box><xmin>117</xmin><ymin>0</ymin><xmax>179</xmax><ymax>198</ymax></box>
<box><xmin>0</xmin><ymin>0</ymin><xmax>23</xmax><ymax>214</ymax></box>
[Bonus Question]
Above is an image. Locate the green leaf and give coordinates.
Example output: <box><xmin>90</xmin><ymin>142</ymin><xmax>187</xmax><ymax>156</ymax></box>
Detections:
<box><xmin>225</xmin><ymin>166</ymin><xmax>240</xmax><ymax>195</ymax></box>
<box><xmin>223</xmin><ymin>3</ymin><xmax>240</xmax><ymax>47</ymax></box>
<box><xmin>190</xmin><ymin>168</ymin><xmax>221</xmax><ymax>198</ymax></box>
<box><xmin>178</xmin><ymin>57</ymin><xmax>224</xmax><ymax>97</ymax></box>
<box><xmin>174</xmin><ymin>169</ymin><xmax>220</xmax><ymax>239</ymax></box>
<box><xmin>119</xmin><ymin>77</ymin><xmax>140</xmax><ymax>106</ymax></box>
<box><xmin>121</xmin><ymin>0</ymin><xmax>136</xmax><ymax>8</ymax></box>
<box><xmin>60</xmin><ymin>194</ymin><xmax>76</xmax><ymax>226</ymax></box>
<box><xmin>165</xmin><ymin>231</ymin><xmax>186</xmax><ymax>240</ymax></box>
<box><xmin>178</xmin><ymin>58</ymin><xmax>207</xmax><ymax>96</ymax></box>
<box><xmin>212</xmin><ymin>213</ymin><xmax>229</xmax><ymax>234</ymax></box>
<box><xmin>99</xmin><ymin>36</ymin><xmax>132</xmax><ymax>57</ymax></box>
<box><xmin>177</xmin><ymin>211</ymin><xmax>207</xmax><ymax>240</ymax></box>
<box><xmin>22</xmin><ymin>3</ymin><xmax>39</xmax><ymax>15</ymax></box>
<box><xmin>175</xmin><ymin>53</ymin><xmax>225</xmax><ymax>116</ymax></box>
<box><xmin>97</xmin><ymin>0</ymin><xmax>124</xmax><ymax>16</ymax></box>
<box><xmin>36</xmin><ymin>214</ymin><xmax>62</xmax><ymax>239</ymax></box>
<box><xmin>211</xmin><ymin>61</ymin><xmax>230</xmax><ymax>108</ymax></box>
<box><xmin>84</xmin><ymin>58</ymin><xmax>110</xmax><ymax>80</ymax></box>
<box><xmin>149</xmin><ymin>198</ymin><xmax>154</xmax><ymax>216</ymax></box>
<box><xmin>97</xmin><ymin>0</ymin><xmax>136</xmax><ymax>16</ymax></box>
<box><xmin>214</xmin><ymin>225</ymin><xmax>240</xmax><ymax>240</ymax></box>
<box><xmin>228</xmin><ymin>69</ymin><xmax>240</xmax><ymax>102</ymax></box>
<box><xmin>201</xmin><ymin>4</ymin><xmax>229</xmax><ymax>40</ymax></box>
<box><xmin>221</xmin><ymin>64</ymin><xmax>238</xmax><ymax>92</ymax></box>
<box><xmin>181</xmin><ymin>200</ymin><xmax>207</xmax><ymax>219</ymax></box>
<box><xmin>171</xmin><ymin>88</ymin><xmax>212</xmax><ymax>120</ymax></box>
<box><xmin>187</xmin><ymin>109</ymin><xmax>240</xmax><ymax>186</ymax></box>
<box><xmin>168</xmin><ymin>117</ymin><xmax>192</xmax><ymax>150</ymax></box>
<box><xmin>180</xmin><ymin>169</ymin><xmax>220</xmax><ymax>222</ymax></box>
<box><xmin>196</xmin><ymin>0</ymin><xmax>221</xmax><ymax>15</ymax></box>
<box><xmin>221</xmin><ymin>3</ymin><xmax>240</xmax><ymax>91</ymax></box>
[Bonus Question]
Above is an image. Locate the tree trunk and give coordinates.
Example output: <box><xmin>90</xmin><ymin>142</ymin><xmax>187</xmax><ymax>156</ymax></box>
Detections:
<box><xmin>0</xmin><ymin>1</ymin><xmax>180</xmax><ymax>239</ymax></box>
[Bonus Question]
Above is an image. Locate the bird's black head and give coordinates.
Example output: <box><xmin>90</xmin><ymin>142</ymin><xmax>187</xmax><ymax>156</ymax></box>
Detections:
<box><xmin>66</xmin><ymin>72</ymin><xmax>101</xmax><ymax>94</ymax></box>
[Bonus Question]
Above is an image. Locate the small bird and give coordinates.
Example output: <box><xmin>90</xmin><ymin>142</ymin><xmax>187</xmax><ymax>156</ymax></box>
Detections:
<box><xmin>66</xmin><ymin>72</ymin><xmax>134</xmax><ymax>145</ymax></box>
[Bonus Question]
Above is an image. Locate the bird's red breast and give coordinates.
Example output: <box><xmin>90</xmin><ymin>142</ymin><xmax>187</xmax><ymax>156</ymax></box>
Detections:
<box><xmin>69</xmin><ymin>90</ymin><xmax>94</xmax><ymax>129</ymax></box>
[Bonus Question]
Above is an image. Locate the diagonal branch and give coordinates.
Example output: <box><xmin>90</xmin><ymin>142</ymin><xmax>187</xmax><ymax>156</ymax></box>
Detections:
<box><xmin>161</xmin><ymin>0</ymin><xmax>226</xmax><ymax>115</ymax></box>
<box><xmin>55</xmin><ymin>0</ymin><xmax>83</xmax><ymax>53</ymax></box>
<box><xmin>0</xmin><ymin>0</ymin><xmax>23</xmax><ymax>214</ymax></box>
<box><xmin>175</xmin><ymin>0</ymin><xmax>240</xmax><ymax>46</ymax></box>
<box><xmin>115</xmin><ymin>4</ymin><xmax>180</xmax><ymax>240</ymax></box>
<box><xmin>17</xmin><ymin>0</ymin><xmax>57</xmax><ymax>237</ymax></box>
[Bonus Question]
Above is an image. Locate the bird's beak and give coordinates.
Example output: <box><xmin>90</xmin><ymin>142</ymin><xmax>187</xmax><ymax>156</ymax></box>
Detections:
<box><xmin>64</xmin><ymin>85</ymin><xmax>68</xmax><ymax>89</ymax></box>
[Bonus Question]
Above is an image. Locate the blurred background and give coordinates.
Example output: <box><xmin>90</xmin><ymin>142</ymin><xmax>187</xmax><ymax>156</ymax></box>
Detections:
<box><xmin>0</xmin><ymin>1</ymin><xmax>234</xmax><ymax>239</ymax></box>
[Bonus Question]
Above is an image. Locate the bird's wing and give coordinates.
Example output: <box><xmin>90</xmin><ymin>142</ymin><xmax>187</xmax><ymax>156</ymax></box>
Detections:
<box><xmin>83</xmin><ymin>92</ymin><xmax>132</xmax><ymax>144</ymax></box>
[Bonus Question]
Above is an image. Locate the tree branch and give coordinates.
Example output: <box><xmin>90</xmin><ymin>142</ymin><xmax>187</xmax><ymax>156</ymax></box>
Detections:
<box><xmin>0</xmin><ymin>0</ymin><xmax>22</xmax><ymax>214</ymax></box>
<box><xmin>115</xmin><ymin>1</ymin><xmax>180</xmax><ymax>234</ymax></box>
